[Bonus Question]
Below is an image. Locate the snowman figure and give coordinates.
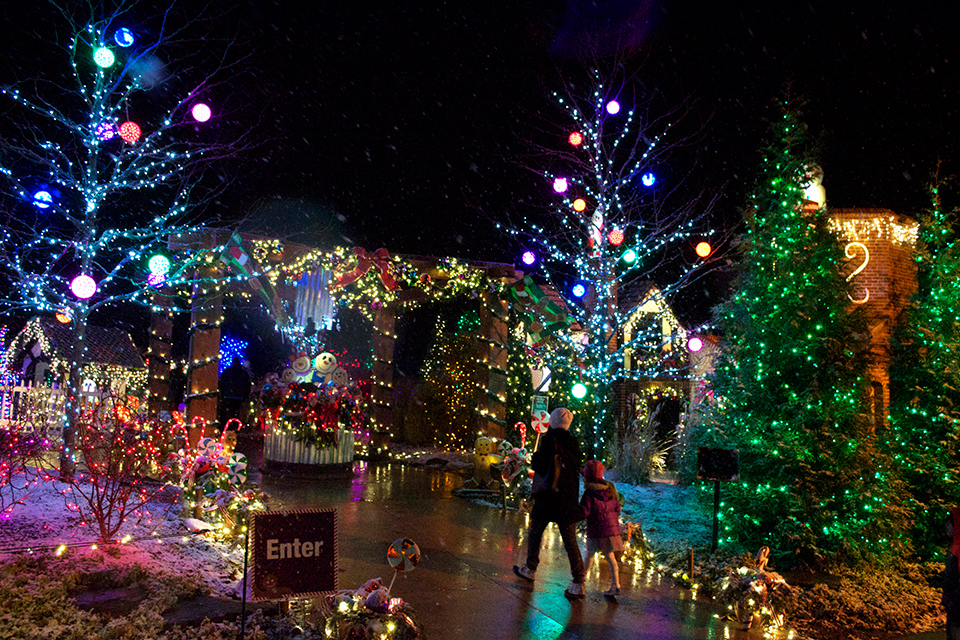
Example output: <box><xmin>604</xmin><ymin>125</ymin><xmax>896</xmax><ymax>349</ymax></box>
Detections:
<box><xmin>314</xmin><ymin>352</ymin><xmax>337</xmax><ymax>374</ymax></box>
<box><xmin>802</xmin><ymin>164</ymin><xmax>826</xmax><ymax>211</ymax></box>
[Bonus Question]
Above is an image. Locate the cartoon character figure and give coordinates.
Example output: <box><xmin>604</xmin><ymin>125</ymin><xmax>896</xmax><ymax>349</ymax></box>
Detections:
<box><xmin>332</xmin><ymin>366</ymin><xmax>349</xmax><ymax>387</ymax></box>
<box><xmin>463</xmin><ymin>436</ymin><xmax>503</xmax><ymax>490</ymax></box>
<box><xmin>314</xmin><ymin>352</ymin><xmax>338</xmax><ymax>374</ymax></box>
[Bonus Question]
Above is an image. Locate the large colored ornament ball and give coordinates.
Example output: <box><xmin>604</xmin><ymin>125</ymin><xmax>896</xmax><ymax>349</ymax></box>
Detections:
<box><xmin>32</xmin><ymin>190</ymin><xmax>53</xmax><ymax>209</ymax></box>
<box><xmin>606</xmin><ymin>100</ymin><xmax>620</xmax><ymax>115</ymax></box>
<box><xmin>191</xmin><ymin>103</ymin><xmax>212</xmax><ymax>122</ymax></box>
<box><xmin>114</xmin><ymin>28</ymin><xmax>135</xmax><ymax>47</ymax></box>
<box><xmin>148</xmin><ymin>254</ymin><xmax>171</xmax><ymax>276</ymax></box>
<box><xmin>55</xmin><ymin>308</ymin><xmax>72</xmax><ymax>323</ymax></box>
<box><xmin>571</xmin><ymin>282</ymin><xmax>587</xmax><ymax>298</ymax></box>
<box><xmin>119</xmin><ymin>121</ymin><xmax>141</xmax><ymax>143</ymax></box>
<box><xmin>568</xmin><ymin>131</ymin><xmax>583</xmax><ymax>146</ymax></box>
<box><xmin>553</xmin><ymin>177</ymin><xmax>568</xmax><ymax>193</ymax></box>
<box><xmin>95</xmin><ymin>122</ymin><xmax>116</xmax><ymax>140</ymax></box>
<box><xmin>521</xmin><ymin>250</ymin><xmax>536</xmax><ymax>266</ymax></box>
<box><xmin>93</xmin><ymin>47</ymin><xmax>115</xmax><ymax>68</ymax></box>
<box><xmin>571</xmin><ymin>382</ymin><xmax>588</xmax><ymax>399</ymax></box>
<box><xmin>687</xmin><ymin>336</ymin><xmax>704</xmax><ymax>353</ymax></box>
<box><xmin>387</xmin><ymin>538</ymin><xmax>420</xmax><ymax>572</ymax></box>
<box><xmin>695</xmin><ymin>241</ymin><xmax>712</xmax><ymax>258</ymax></box>
<box><xmin>608</xmin><ymin>228</ymin><xmax>625</xmax><ymax>246</ymax></box>
<box><xmin>70</xmin><ymin>275</ymin><xmax>97</xmax><ymax>299</ymax></box>
<box><xmin>572</xmin><ymin>198</ymin><xmax>587</xmax><ymax>212</ymax></box>
<box><xmin>641</xmin><ymin>172</ymin><xmax>656</xmax><ymax>187</ymax></box>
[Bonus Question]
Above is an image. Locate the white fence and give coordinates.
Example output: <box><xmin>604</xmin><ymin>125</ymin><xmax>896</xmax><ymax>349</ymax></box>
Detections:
<box><xmin>0</xmin><ymin>382</ymin><xmax>117</xmax><ymax>432</ymax></box>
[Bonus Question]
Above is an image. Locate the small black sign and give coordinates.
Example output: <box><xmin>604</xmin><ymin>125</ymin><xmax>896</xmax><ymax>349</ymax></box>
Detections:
<box><xmin>697</xmin><ymin>447</ymin><xmax>740</xmax><ymax>482</ymax></box>
<box><xmin>251</xmin><ymin>508</ymin><xmax>337</xmax><ymax>601</ymax></box>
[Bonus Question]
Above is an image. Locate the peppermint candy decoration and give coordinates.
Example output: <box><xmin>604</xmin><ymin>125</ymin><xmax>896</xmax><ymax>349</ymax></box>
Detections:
<box><xmin>531</xmin><ymin>410</ymin><xmax>550</xmax><ymax>433</ymax></box>
<box><xmin>387</xmin><ymin>538</ymin><xmax>420</xmax><ymax>573</ymax></box>
<box><xmin>227</xmin><ymin>453</ymin><xmax>248</xmax><ymax>484</ymax></box>
<box><xmin>497</xmin><ymin>439</ymin><xmax>513</xmax><ymax>458</ymax></box>
<box><xmin>196</xmin><ymin>437</ymin><xmax>219</xmax><ymax>457</ymax></box>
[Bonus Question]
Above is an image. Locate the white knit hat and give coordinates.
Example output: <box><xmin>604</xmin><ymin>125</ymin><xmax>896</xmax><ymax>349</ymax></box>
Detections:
<box><xmin>549</xmin><ymin>407</ymin><xmax>573</xmax><ymax>430</ymax></box>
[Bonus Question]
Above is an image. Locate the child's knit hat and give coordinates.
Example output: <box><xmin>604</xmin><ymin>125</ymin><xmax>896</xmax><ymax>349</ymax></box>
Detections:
<box><xmin>583</xmin><ymin>459</ymin><xmax>605</xmax><ymax>482</ymax></box>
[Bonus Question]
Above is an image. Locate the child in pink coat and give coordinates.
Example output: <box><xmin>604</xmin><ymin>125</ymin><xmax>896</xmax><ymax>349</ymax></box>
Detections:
<box><xmin>580</xmin><ymin>459</ymin><xmax>623</xmax><ymax>598</ymax></box>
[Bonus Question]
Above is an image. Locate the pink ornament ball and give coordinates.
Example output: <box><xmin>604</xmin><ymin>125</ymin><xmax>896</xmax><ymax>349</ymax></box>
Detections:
<box><xmin>71</xmin><ymin>274</ymin><xmax>97</xmax><ymax>299</ymax></box>
<box><xmin>191</xmin><ymin>103</ymin><xmax>212</xmax><ymax>122</ymax></box>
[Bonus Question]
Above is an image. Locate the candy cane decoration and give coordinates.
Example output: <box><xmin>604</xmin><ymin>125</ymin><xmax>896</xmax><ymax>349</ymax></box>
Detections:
<box><xmin>514</xmin><ymin>421</ymin><xmax>527</xmax><ymax>449</ymax></box>
<box><xmin>191</xmin><ymin>416</ymin><xmax>208</xmax><ymax>440</ymax></box>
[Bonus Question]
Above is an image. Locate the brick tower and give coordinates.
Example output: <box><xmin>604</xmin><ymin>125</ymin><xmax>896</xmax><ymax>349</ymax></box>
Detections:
<box><xmin>827</xmin><ymin>208</ymin><xmax>918</xmax><ymax>425</ymax></box>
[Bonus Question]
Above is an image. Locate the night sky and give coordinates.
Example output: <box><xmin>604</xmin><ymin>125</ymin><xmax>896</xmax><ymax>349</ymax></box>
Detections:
<box><xmin>220</xmin><ymin>1</ymin><xmax>959</xmax><ymax>260</ymax></box>
<box><xmin>4</xmin><ymin>1</ymin><xmax>959</xmax><ymax>324</ymax></box>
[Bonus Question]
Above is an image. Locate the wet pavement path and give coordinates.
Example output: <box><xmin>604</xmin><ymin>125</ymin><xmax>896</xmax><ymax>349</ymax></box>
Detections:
<box><xmin>262</xmin><ymin>462</ymin><xmax>793</xmax><ymax>640</ymax></box>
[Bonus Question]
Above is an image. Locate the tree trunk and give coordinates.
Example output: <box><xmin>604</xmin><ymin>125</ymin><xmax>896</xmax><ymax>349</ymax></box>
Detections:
<box><xmin>60</xmin><ymin>309</ymin><xmax>90</xmax><ymax>479</ymax></box>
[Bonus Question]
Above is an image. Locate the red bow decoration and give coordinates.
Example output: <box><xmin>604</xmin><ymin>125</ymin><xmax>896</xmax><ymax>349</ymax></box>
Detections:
<box><xmin>330</xmin><ymin>247</ymin><xmax>396</xmax><ymax>291</ymax></box>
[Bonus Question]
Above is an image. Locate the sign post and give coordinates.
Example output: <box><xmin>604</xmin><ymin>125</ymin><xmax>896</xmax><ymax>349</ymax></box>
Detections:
<box><xmin>697</xmin><ymin>448</ymin><xmax>739</xmax><ymax>552</ymax></box>
<box><xmin>251</xmin><ymin>508</ymin><xmax>338</xmax><ymax>601</ymax></box>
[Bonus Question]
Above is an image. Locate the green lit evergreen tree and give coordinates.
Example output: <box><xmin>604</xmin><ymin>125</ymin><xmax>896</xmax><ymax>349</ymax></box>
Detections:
<box><xmin>420</xmin><ymin>309</ymin><xmax>479</xmax><ymax>451</ymax></box>
<box><xmin>704</xmin><ymin>106</ymin><xmax>906</xmax><ymax>564</ymax></box>
<box><xmin>887</xmin><ymin>182</ymin><xmax>960</xmax><ymax>559</ymax></box>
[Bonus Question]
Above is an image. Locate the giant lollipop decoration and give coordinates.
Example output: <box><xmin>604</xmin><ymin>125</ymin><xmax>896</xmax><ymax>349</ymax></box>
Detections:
<box><xmin>386</xmin><ymin>537</ymin><xmax>420</xmax><ymax>593</ymax></box>
<box><xmin>531</xmin><ymin>410</ymin><xmax>549</xmax><ymax>434</ymax></box>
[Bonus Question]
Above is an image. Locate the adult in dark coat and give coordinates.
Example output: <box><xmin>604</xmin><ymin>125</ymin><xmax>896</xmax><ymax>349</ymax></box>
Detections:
<box><xmin>513</xmin><ymin>407</ymin><xmax>586</xmax><ymax>599</ymax></box>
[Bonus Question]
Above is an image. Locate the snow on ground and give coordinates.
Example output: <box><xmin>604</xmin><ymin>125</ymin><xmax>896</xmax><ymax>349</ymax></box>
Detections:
<box><xmin>0</xmin><ymin>475</ymin><xmax>246</xmax><ymax>597</ymax></box>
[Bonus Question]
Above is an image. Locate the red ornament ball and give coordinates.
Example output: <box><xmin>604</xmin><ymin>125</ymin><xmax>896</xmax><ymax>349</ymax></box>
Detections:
<box><xmin>695</xmin><ymin>241</ymin><xmax>712</xmax><ymax>258</ymax></box>
<box><xmin>119</xmin><ymin>121</ymin><xmax>141</xmax><ymax>143</ymax></box>
<box><xmin>568</xmin><ymin>132</ymin><xmax>583</xmax><ymax>146</ymax></box>
<box><xmin>608</xmin><ymin>228</ymin><xmax>624</xmax><ymax>246</ymax></box>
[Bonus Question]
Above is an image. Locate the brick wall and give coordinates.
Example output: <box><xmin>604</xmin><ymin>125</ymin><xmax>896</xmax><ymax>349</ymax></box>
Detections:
<box><xmin>828</xmin><ymin>208</ymin><xmax>918</xmax><ymax>422</ymax></box>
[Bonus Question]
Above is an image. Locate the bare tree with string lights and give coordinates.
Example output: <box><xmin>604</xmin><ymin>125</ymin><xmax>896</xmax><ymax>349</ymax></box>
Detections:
<box><xmin>500</xmin><ymin>68</ymin><xmax>723</xmax><ymax>459</ymax></box>
<box><xmin>0</xmin><ymin>4</ymin><xmax>251</xmax><ymax>476</ymax></box>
